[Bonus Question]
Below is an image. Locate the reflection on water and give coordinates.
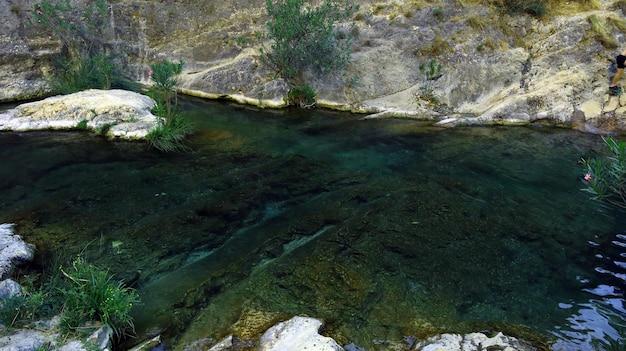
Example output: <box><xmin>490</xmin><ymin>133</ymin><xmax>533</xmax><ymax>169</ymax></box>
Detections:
<box><xmin>551</xmin><ymin>233</ymin><xmax>626</xmax><ymax>350</ymax></box>
<box><xmin>0</xmin><ymin>99</ymin><xmax>625</xmax><ymax>350</ymax></box>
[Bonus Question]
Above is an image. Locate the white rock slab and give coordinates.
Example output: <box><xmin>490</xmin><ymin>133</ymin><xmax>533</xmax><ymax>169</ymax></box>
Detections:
<box><xmin>258</xmin><ymin>316</ymin><xmax>342</xmax><ymax>351</ymax></box>
<box><xmin>0</xmin><ymin>89</ymin><xmax>158</xmax><ymax>140</ymax></box>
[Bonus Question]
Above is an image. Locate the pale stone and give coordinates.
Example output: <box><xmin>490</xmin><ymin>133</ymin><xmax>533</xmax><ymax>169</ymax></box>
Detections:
<box><xmin>435</xmin><ymin>117</ymin><xmax>459</xmax><ymax>126</ymax></box>
<box><xmin>577</xmin><ymin>99</ymin><xmax>603</xmax><ymax>121</ymax></box>
<box><xmin>208</xmin><ymin>335</ymin><xmax>233</xmax><ymax>351</ymax></box>
<box><xmin>0</xmin><ymin>329</ymin><xmax>45</xmax><ymax>351</ymax></box>
<box><xmin>0</xmin><ymin>279</ymin><xmax>22</xmax><ymax>299</ymax></box>
<box><xmin>413</xmin><ymin>334</ymin><xmax>462</xmax><ymax>351</ymax></box>
<box><xmin>0</xmin><ymin>90</ymin><xmax>157</xmax><ymax>140</ymax></box>
<box><xmin>0</xmin><ymin>224</ymin><xmax>35</xmax><ymax>280</ymax></box>
<box><xmin>257</xmin><ymin>316</ymin><xmax>342</xmax><ymax>351</ymax></box>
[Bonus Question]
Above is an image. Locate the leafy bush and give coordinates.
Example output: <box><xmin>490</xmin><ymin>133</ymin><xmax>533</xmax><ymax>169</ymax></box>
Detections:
<box><xmin>261</xmin><ymin>0</ymin><xmax>359</xmax><ymax>87</ymax></box>
<box><xmin>59</xmin><ymin>256</ymin><xmax>140</xmax><ymax>340</ymax></box>
<box><xmin>262</xmin><ymin>0</ymin><xmax>359</xmax><ymax>78</ymax></box>
<box><xmin>581</xmin><ymin>136</ymin><xmax>626</xmax><ymax>210</ymax></box>
<box><xmin>147</xmin><ymin>113</ymin><xmax>193</xmax><ymax>153</ymax></box>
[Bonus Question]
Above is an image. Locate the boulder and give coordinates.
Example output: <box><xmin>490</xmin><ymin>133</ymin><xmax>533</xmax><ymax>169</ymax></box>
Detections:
<box><xmin>0</xmin><ymin>223</ymin><xmax>35</xmax><ymax>280</ymax></box>
<box><xmin>0</xmin><ymin>89</ymin><xmax>158</xmax><ymax>140</ymax></box>
<box><xmin>257</xmin><ymin>316</ymin><xmax>342</xmax><ymax>351</ymax></box>
<box><xmin>0</xmin><ymin>329</ymin><xmax>46</xmax><ymax>351</ymax></box>
<box><xmin>0</xmin><ymin>318</ymin><xmax>110</xmax><ymax>351</ymax></box>
<box><xmin>0</xmin><ymin>279</ymin><xmax>23</xmax><ymax>300</ymax></box>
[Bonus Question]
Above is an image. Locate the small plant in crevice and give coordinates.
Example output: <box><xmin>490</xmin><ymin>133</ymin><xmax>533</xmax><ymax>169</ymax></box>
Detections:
<box><xmin>96</xmin><ymin>122</ymin><xmax>114</xmax><ymax>136</ymax></box>
<box><xmin>432</xmin><ymin>6</ymin><xmax>444</xmax><ymax>21</ymax></box>
<box><xmin>146</xmin><ymin>60</ymin><xmax>192</xmax><ymax>152</ymax></box>
<box><xmin>75</xmin><ymin>119</ymin><xmax>88</xmax><ymax>130</ymax></box>
<box><xmin>581</xmin><ymin>136</ymin><xmax>626</xmax><ymax>210</ymax></box>
<box><xmin>417</xmin><ymin>59</ymin><xmax>443</xmax><ymax>105</ymax></box>
<box><xmin>488</xmin><ymin>0</ymin><xmax>547</xmax><ymax>17</ymax></box>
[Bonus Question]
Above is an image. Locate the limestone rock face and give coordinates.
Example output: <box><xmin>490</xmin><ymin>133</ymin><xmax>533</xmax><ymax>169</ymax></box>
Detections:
<box><xmin>2</xmin><ymin>0</ymin><xmax>626</xmax><ymax>131</ymax></box>
<box><xmin>0</xmin><ymin>89</ymin><xmax>158</xmax><ymax>140</ymax></box>
<box><xmin>257</xmin><ymin>316</ymin><xmax>342</xmax><ymax>351</ymax></box>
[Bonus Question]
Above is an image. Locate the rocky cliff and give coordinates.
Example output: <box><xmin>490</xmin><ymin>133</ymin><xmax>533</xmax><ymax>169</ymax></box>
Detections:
<box><xmin>2</xmin><ymin>0</ymin><xmax>626</xmax><ymax>131</ymax></box>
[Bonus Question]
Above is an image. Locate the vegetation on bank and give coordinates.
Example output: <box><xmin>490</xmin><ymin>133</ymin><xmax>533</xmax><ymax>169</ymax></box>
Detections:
<box><xmin>28</xmin><ymin>0</ymin><xmax>190</xmax><ymax>151</ymax></box>
<box><xmin>261</xmin><ymin>0</ymin><xmax>359</xmax><ymax>108</ymax></box>
<box><xmin>0</xmin><ymin>256</ymin><xmax>139</xmax><ymax>346</ymax></box>
<box><xmin>29</xmin><ymin>0</ymin><xmax>124</xmax><ymax>94</ymax></box>
<box><xmin>581</xmin><ymin>136</ymin><xmax>626</xmax><ymax>210</ymax></box>
<box><xmin>146</xmin><ymin>60</ymin><xmax>192</xmax><ymax>152</ymax></box>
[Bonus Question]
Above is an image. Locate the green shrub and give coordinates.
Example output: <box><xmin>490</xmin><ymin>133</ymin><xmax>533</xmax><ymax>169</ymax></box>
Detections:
<box><xmin>96</xmin><ymin>122</ymin><xmax>114</xmax><ymax>136</ymax></box>
<box><xmin>433</xmin><ymin>6</ymin><xmax>444</xmax><ymax>21</ymax></box>
<box><xmin>417</xmin><ymin>59</ymin><xmax>442</xmax><ymax>105</ymax></box>
<box><xmin>148</xmin><ymin>60</ymin><xmax>184</xmax><ymax>119</ymax></box>
<box><xmin>0</xmin><ymin>292</ymin><xmax>46</xmax><ymax>329</ymax></box>
<box><xmin>76</xmin><ymin>119</ymin><xmax>88</xmax><ymax>130</ymax></box>
<box><xmin>581</xmin><ymin>136</ymin><xmax>626</xmax><ymax>210</ymax></box>
<box><xmin>489</xmin><ymin>0</ymin><xmax>547</xmax><ymax>17</ymax></box>
<box><xmin>147</xmin><ymin>114</ymin><xmax>193</xmax><ymax>153</ymax></box>
<box><xmin>147</xmin><ymin>60</ymin><xmax>191</xmax><ymax>152</ymax></box>
<box><xmin>261</xmin><ymin>0</ymin><xmax>359</xmax><ymax>86</ymax></box>
<box><xmin>30</xmin><ymin>0</ymin><xmax>122</xmax><ymax>94</ymax></box>
<box><xmin>47</xmin><ymin>53</ymin><xmax>114</xmax><ymax>94</ymax></box>
<box><xmin>59</xmin><ymin>256</ymin><xmax>140</xmax><ymax>340</ymax></box>
<box><xmin>287</xmin><ymin>85</ymin><xmax>317</xmax><ymax>108</ymax></box>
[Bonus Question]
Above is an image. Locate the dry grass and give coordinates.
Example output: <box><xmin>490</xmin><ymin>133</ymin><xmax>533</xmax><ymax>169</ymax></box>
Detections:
<box><xmin>608</xmin><ymin>14</ymin><xmax>626</xmax><ymax>33</ymax></box>
<box><xmin>588</xmin><ymin>14</ymin><xmax>619</xmax><ymax>49</ymax></box>
<box><xmin>417</xmin><ymin>34</ymin><xmax>454</xmax><ymax>56</ymax></box>
<box><xmin>466</xmin><ymin>13</ymin><xmax>489</xmax><ymax>30</ymax></box>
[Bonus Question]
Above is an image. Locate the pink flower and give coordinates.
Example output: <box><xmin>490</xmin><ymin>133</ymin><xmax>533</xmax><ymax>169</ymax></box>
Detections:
<box><xmin>148</xmin><ymin>70</ymin><xmax>154</xmax><ymax>76</ymax></box>
<box><xmin>584</xmin><ymin>173</ymin><xmax>592</xmax><ymax>181</ymax></box>
<box><xmin>70</xmin><ymin>21</ymin><xmax>75</xmax><ymax>25</ymax></box>
<box><xmin>36</xmin><ymin>10</ymin><xmax>43</xmax><ymax>15</ymax></box>
<box><xmin>59</xmin><ymin>15</ymin><xmax>64</xmax><ymax>19</ymax></box>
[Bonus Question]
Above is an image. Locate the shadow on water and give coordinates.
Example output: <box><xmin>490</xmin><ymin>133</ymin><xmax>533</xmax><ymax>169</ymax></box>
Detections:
<box><xmin>2</xmin><ymin>99</ymin><xmax>626</xmax><ymax>350</ymax></box>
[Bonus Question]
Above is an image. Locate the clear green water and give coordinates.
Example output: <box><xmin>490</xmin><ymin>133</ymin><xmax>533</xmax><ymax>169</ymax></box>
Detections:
<box><xmin>1</xmin><ymin>98</ymin><xmax>625</xmax><ymax>350</ymax></box>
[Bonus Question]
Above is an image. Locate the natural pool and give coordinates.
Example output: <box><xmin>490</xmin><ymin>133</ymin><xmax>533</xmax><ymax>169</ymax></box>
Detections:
<box><xmin>1</xmin><ymin>98</ymin><xmax>625</xmax><ymax>350</ymax></box>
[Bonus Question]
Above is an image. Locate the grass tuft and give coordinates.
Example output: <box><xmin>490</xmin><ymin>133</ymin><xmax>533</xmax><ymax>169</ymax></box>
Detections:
<box><xmin>588</xmin><ymin>14</ymin><xmax>619</xmax><ymax>49</ymax></box>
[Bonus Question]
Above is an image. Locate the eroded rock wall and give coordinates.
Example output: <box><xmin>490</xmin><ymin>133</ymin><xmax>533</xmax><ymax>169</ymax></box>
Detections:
<box><xmin>2</xmin><ymin>0</ymin><xmax>626</xmax><ymax>131</ymax></box>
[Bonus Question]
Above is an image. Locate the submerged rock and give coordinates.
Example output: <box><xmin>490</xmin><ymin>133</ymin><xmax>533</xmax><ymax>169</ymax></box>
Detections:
<box><xmin>0</xmin><ymin>89</ymin><xmax>158</xmax><ymax>140</ymax></box>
